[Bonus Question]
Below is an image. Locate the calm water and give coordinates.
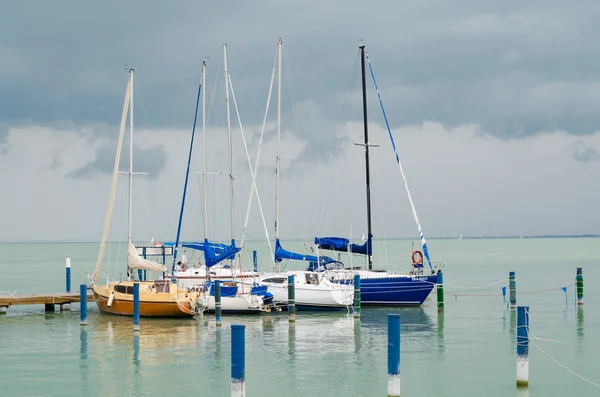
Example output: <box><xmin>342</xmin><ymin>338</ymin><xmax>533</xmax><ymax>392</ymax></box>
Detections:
<box><xmin>1</xmin><ymin>238</ymin><xmax>599</xmax><ymax>396</ymax></box>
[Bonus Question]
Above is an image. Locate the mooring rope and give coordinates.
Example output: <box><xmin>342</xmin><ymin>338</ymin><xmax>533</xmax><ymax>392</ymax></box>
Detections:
<box><xmin>529</xmin><ymin>334</ymin><xmax>600</xmax><ymax>351</ymax></box>
<box><xmin>445</xmin><ymin>277</ymin><xmax>508</xmax><ymax>290</ymax></box>
<box><xmin>531</xmin><ymin>340</ymin><xmax>600</xmax><ymax>389</ymax></box>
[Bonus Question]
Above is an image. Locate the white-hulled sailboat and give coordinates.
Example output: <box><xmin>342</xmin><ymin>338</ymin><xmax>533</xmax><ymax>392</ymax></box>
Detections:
<box><xmin>167</xmin><ymin>49</ymin><xmax>269</xmax><ymax>314</ymax></box>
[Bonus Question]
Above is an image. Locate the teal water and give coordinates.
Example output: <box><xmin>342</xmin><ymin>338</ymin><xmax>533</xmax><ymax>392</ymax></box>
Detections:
<box><xmin>1</xmin><ymin>238</ymin><xmax>599</xmax><ymax>396</ymax></box>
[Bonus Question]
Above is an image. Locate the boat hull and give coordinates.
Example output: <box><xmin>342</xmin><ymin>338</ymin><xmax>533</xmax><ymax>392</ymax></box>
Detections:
<box><xmin>262</xmin><ymin>284</ymin><xmax>353</xmax><ymax>310</ymax></box>
<box><xmin>92</xmin><ymin>282</ymin><xmax>196</xmax><ymax>318</ymax></box>
<box><xmin>198</xmin><ymin>294</ymin><xmax>265</xmax><ymax>314</ymax></box>
<box><xmin>329</xmin><ymin>272</ymin><xmax>437</xmax><ymax>306</ymax></box>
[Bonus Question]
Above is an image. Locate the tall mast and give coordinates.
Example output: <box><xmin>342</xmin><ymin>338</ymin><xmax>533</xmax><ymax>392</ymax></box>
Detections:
<box><xmin>275</xmin><ymin>38</ymin><xmax>282</xmax><ymax>242</ymax></box>
<box><xmin>202</xmin><ymin>60</ymin><xmax>208</xmax><ymax>240</ymax></box>
<box><xmin>360</xmin><ymin>45</ymin><xmax>373</xmax><ymax>270</ymax></box>
<box><xmin>224</xmin><ymin>43</ymin><xmax>235</xmax><ymax>243</ymax></box>
<box><xmin>128</xmin><ymin>67</ymin><xmax>134</xmax><ymax>249</ymax></box>
<box><xmin>170</xmin><ymin>60</ymin><xmax>204</xmax><ymax>281</ymax></box>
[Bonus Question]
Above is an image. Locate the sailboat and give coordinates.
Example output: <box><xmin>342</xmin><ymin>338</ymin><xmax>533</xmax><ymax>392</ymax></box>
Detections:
<box><xmin>90</xmin><ymin>68</ymin><xmax>198</xmax><ymax>317</ymax></box>
<box><xmin>313</xmin><ymin>44</ymin><xmax>441</xmax><ymax>306</ymax></box>
<box><xmin>166</xmin><ymin>49</ymin><xmax>269</xmax><ymax>314</ymax></box>
<box><xmin>247</xmin><ymin>39</ymin><xmax>354</xmax><ymax>310</ymax></box>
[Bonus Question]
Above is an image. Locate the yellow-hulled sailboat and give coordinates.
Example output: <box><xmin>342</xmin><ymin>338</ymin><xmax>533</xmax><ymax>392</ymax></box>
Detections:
<box><xmin>90</xmin><ymin>68</ymin><xmax>197</xmax><ymax>318</ymax></box>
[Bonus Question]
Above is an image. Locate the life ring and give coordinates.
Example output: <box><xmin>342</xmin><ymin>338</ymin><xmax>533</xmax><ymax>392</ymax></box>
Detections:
<box><xmin>412</xmin><ymin>250</ymin><xmax>423</xmax><ymax>264</ymax></box>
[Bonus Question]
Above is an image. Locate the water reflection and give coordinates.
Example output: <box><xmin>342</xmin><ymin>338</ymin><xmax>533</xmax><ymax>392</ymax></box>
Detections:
<box><xmin>509</xmin><ymin>310</ymin><xmax>517</xmax><ymax>349</ymax></box>
<box><xmin>79</xmin><ymin>327</ymin><xmax>88</xmax><ymax>380</ymax></box>
<box><xmin>516</xmin><ymin>387</ymin><xmax>530</xmax><ymax>397</ymax></box>
<box><xmin>353</xmin><ymin>319</ymin><xmax>361</xmax><ymax>356</ymax></box>
<box><xmin>577</xmin><ymin>307</ymin><xmax>584</xmax><ymax>341</ymax></box>
<box><xmin>92</xmin><ymin>315</ymin><xmax>201</xmax><ymax>368</ymax></box>
<box><xmin>214</xmin><ymin>326</ymin><xmax>222</xmax><ymax>362</ymax></box>
<box><xmin>288</xmin><ymin>322</ymin><xmax>296</xmax><ymax>359</ymax></box>
<box><xmin>437</xmin><ymin>312</ymin><xmax>445</xmax><ymax>356</ymax></box>
<box><xmin>360</xmin><ymin>307</ymin><xmax>434</xmax><ymax>333</ymax></box>
<box><xmin>132</xmin><ymin>333</ymin><xmax>140</xmax><ymax>373</ymax></box>
<box><xmin>262</xmin><ymin>316</ymin><xmax>274</xmax><ymax>333</ymax></box>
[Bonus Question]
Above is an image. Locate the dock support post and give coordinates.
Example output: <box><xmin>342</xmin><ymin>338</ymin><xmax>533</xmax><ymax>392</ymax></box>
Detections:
<box><xmin>45</xmin><ymin>303</ymin><xmax>54</xmax><ymax>313</ymax></box>
<box><xmin>509</xmin><ymin>271</ymin><xmax>516</xmax><ymax>309</ymax></box>
<box><xmin>215</xmin><ymin>280</ymin><xmax>222</xmax><ymax>327</ymax></box>
<box><xmin>133</xmin><ymin>281</ymin><xmax>140</xmax><ymax>332</ymax></box>
<box><xmin>288</xmin><ymin>275</ymin><xmax>296</xmax><ymax>322</ymax></box>
<box><xmin>576</xmin><ymin>268</ymin><xmax>584</xmax><ymax>305</ymax></box>
<box><xmin>231</xmin><ymin>324</ymin><xmax>246</xmax><ymax>397</ymax></box>
<box><xmin>253</xmin><ymin>250</ymin><xmax>258</xmax><ymax>273</ymax></box>
<box><xmin>0</xmin><ymin>306</ymin><xmax>6</xmax><ymax>315</ymax></box>
<box><xmin>516</xmin><ymin>305</ymin><xmax>530</xmax><ymax>388</ymax></box>
<box><xmin>80</xmin><ymin>284</ymin><xmax>88</xmax><ymax>326</ymax></box>
<box><xmin>437</xmin><ymin>271</ymin><xmax>444</xmax><ymax>312</ymax></box>
<box><xmin>387</xmin><ymin>314</ymin><xmax>401</xmax><ymax>397</ymax></box>
<box><xmin>353</xmin><ymin>274</ymin><xmax>361</xmax><ymax>319</ymax></box>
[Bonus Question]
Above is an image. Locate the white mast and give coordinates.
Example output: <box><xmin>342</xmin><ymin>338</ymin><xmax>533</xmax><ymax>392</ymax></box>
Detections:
<box><xmin>275</xmin><ymin>38</ymin><xmax>282</xmax><ymax>242</ymax></box>
<box><xmin>202</xmin><ymin>60</ymin><xmax>208</xmax><ymax>240</ymax></box>
<box><xmin>92</xmin><ymin>70</ymin><xmax>132</xmax><ymax>283</ymax></box>
<box><xmin>224</xmin><ymin>43</ymin><xmax>235</xmax><ymax>243</ymax></box>
<box><xmin>128</xmin><ymin>67</ymin><xmax>134</xmax><ymax>250</ymax></box>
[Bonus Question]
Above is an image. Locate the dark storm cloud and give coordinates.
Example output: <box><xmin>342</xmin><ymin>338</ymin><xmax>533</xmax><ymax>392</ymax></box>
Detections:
<box><xmin>67</xmin><ymin>140</ymin><xmax>167</xmax><ymax>179</ymax></box>
<box><xmin>2</xmin><ymin>0</ymin><xmax>600</xmax><ymax>158</ymax></box>
<box><xmin>572</xmin><ymin>141</ymin><xmax>600</xmax><ymax>163</ymax></box>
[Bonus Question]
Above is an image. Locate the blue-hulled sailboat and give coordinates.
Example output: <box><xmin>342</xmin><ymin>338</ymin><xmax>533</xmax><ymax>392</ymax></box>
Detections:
<box><xmin>311</xmin><ymin>44</ymin><xmax>442</xmax><ymax>306</ymax></box>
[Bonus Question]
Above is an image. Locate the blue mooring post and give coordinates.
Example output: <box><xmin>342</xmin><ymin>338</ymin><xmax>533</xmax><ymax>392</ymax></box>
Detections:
<box><xmin>66</xmin><ymin>258</ymin><xmax>71</xmax><ymax>293</ymax></box>
<box><xmin>79</xmin><ymin>284</ymin><xmax>87</xmax><ymax>326</ymax></box>
<box><xmin>509</xmin><ymin>271</ymin><xmax>516</xmax><ymax>309</ymax></box>
<box><xmin>387</xmin><ymin>314</ymin><xmax>401</xmax><ymax>397</ymax></box>
<box><xmin>353</xmin><ymin>274</ymin><xmax>361</xmax><ymax>319</ymax></box>
<box><xmin>63</xmin><ymin>257</ymin><xmax>72</xmax><ymax>311</ymax></box>
<box><xmin>516</xmin><ymin>305</ymin><xmax>530</xmax><ymax>387</ymax></box>
<box><xmin>288</xmin><ymin>275</ymin><xmax>296</xmax><ymax>322</ymax></box>
<box><xmin>576</xmin><ymin>267</ymin><xmax>584</xmax><ymax>305</ymax></box>
<box><xmin>215</xmin><ymin>280</ymin><xmax>222</xmax><ymax>327</ymax></box>
<box><xmin>252</xmin><ymin>250</ymin><xmax>258</xmax><ymax>273</ymax></box>
<box><xmin>231</xmin><ymin>324</ymin><xmax>246</xmax><ymax>397</ymax></box>
<box><xmin>133</xmin><ymin>282</ymin><xmax>140</xmax><ymax>332</ymax></box>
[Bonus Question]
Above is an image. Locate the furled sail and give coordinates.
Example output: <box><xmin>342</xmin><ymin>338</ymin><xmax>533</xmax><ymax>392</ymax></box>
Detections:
<box><xmin>127</xmin><ymin>242</ymin><xmax>167</xmax><ymax>272</ymax></box>
<box><xmin>314</xmin><ymin>235</ymin><xmax>372</xmax><ymax>256</ymax></box>
<box><xmin>274</xmin><ymin>239</ymin><xmax>336</xmax><ymax>266</ymax></box>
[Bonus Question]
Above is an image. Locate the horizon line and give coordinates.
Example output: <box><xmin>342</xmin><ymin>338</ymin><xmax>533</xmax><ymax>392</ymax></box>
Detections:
<box><xmin>1</xmin><ymin>233</ymin><xmax>598</xmax><ymax>244</ymax></box>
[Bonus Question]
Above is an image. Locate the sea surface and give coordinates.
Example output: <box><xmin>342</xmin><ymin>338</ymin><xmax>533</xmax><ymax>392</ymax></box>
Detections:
<box><xmin>1</xmin><ymin>238</ymin><xmax>599</xmax><ymax>396</ymax></box>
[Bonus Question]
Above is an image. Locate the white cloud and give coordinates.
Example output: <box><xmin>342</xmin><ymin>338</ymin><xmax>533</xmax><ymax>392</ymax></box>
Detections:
<box><xmin>2</xmin><ymin>120</ymin><xmax>599</xmax><ymax>242</ymax></box>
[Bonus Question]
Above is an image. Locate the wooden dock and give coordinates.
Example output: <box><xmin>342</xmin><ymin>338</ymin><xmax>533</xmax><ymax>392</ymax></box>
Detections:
<box><xmin>0</xmin><ymin>292</ymin><xmax>95</xmax><ymax>313</ymax></box>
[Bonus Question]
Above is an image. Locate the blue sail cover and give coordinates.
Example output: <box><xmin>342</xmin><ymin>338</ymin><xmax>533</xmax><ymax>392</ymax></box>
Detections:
<box><xmin>274</xmin><ymin>239</ymin><xmax>337</xmax><ymax>266</ymax></box>
<box><xmin>164</xmin><ymin>240</ymin><xmax>239</xmax><ymax>262</ymax></box>
<box><xmin>204</xmin><ymin>281</ymin><xmax>238</xmax><ymax>297</ymax></box>
<box><xmin>202</xmin><ymin>238</ymin><xmax>240</xmax><ymax>268</ymax></box>
<box><xmin>164</xmin><ymin>240</ymin><xmax>239</xmax><ymax>268</ymax></box>
<box><xmin>314</xmin><ymin>234</ymin><xmax>372</xmax><ymax>256</ymax></box>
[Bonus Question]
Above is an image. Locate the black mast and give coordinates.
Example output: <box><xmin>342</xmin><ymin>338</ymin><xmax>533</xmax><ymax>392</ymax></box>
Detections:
<box><xmin>360</xmin><ymin>44</ymin><xmax>373</xmax><ymax>270</ymax></box>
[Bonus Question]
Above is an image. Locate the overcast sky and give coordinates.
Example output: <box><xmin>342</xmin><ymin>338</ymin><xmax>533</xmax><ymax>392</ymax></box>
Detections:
<box><xmin>2</xmin><ymin>1</ymin><xmax>600</xmax><ymax>243</ymax></box>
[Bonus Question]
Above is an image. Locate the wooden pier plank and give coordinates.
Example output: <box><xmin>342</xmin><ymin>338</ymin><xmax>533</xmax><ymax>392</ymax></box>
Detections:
<box><xmin>0</xmin><ymin>292</ymin><xmax>95</xmax><ymax>307</ymax></box>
